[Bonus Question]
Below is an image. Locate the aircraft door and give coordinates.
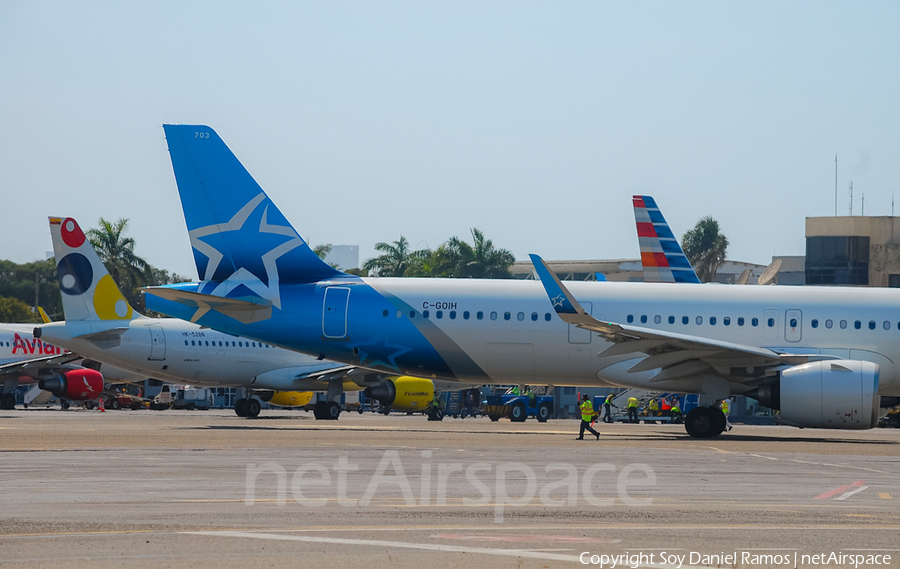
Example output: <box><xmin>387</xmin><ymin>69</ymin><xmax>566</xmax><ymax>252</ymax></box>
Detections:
<box><xmin>785</xmin><ymin>309</ymin><xmax>802</xmax><ymax>342</ymax></box>
<box><xmin>148</xmin><ymin>326</ymin><xmax>166</xmax><ymax>360</ymax></box>
<box><xmin>568</xmin><ymin>301</ymin><xmax>593</xmax><ymax>344</ymax></box>
<box><xmin>323</xmin><ymin>287</ymin><xmax>350</xmax><ymax>339</ymax></box>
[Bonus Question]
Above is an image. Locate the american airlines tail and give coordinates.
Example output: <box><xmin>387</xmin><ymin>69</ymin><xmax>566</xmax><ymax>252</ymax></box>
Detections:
<box><xmin>49</xmin><ymin>217</ymin><xmax>139</xmax><ymax>322</ymax></box>
<box><xmin>632</xmin><ymin>195</ymin><xmax>701</xmax><ymax>284</ymax></box>
<box><xmin>162</xmin><ymin>124</ymin><xmax>344</xmax><ymax>295</ymax></box>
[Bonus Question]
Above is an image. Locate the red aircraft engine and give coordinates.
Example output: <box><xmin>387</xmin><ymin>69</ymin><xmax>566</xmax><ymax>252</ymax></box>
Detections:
<box><xmin>39</xmin><ymin>369</ymin><xmax>104</xmax><ymax>401</ymax></box>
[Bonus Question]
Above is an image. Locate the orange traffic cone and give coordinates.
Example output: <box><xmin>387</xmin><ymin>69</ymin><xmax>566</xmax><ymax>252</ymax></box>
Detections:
<box><xmin>98</xmin><ymin>398</ymin><xmax>105</xmax><ymax>412</ymax></box>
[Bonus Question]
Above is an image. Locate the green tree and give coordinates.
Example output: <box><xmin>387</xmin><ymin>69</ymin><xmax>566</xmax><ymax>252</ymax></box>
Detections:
<box><xmin>0</xmin><ymin>259</ymin><xmax>61</xmax><ymax>319</ymax></box>
<box><xmin>86</xmin><ymin>218</ymin><xmax>150</xmax><ymax>308</ymax></box>
<box><xmin>0</xmin><ymin>295</ymin><xmax>38</xmax><ymax>323</ymax></box>
<box><xmin>681</xmin><ymin>216</ymin><xmax>729</xmax><ymax>283</ymax></box>
<box><xmin>363</xmin><ymin>236</ymin><xmax>429</xmax><ymax>277</ymax></box>
<box><xmin>433</xmin><ymin>229</ymin><xmax>515</xmax><ymax>278</ymax></box>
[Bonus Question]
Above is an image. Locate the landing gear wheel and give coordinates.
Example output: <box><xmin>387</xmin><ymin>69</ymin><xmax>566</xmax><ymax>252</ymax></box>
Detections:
<box><xmin>246</xmin><ymin>399</ymin><xmax>261</xmax><ymax>418</ymax></box>
<box><xmin>0</xmin><ymin>393</ymin><xmax>15</xmax><ymax>410</ymax></box>
<box><xmin>536</xmin><ymin>402</ymin><xmax>551</xmax><ymax>423</ymax></box>
<box><xmin>427</xmin><ymin>408</ymin><xmax>444</xmax><ymax>421</ymax></box>
<box><xmin>234</xmin><ymin>398</ymin><xmax>248</xmax><ymax>417</ymax></box>
<box><xmin>684</xmin><ymin>406</ymin><xmax>726</xmax><ymax>438</ymax></box>
<box><xmin>324</xmin><ymin>401</ymin><xmax>341</xmax><ymax>420</ymax></box>
<box><xmin>85</xmin><ymin>400</ymin><xmax>95</xmax><ymax>410</ymax></box>
<box><xmin>510</xmin><ymin>401</ymin><xmax>527</xmax><ymax>423</ymax></box>
<box><xmin>712</xmin><ymin>407</ymin><xmax>727</xmax><ymax>434</ymax></box>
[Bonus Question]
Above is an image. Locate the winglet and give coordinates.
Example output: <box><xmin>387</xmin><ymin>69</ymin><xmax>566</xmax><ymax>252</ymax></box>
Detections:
<box><xmin>529</xmin><ymin>254</ymin><xmax>589</xmax><ymax>321</ymax></box>
<box><xmin>633</xmin><ymin>195</ymin><xmax>701</xmax><ymax>284</ymax></box>
<box><xmin>37</xmin><ymin>307</ymin><xmax>52</xmax><ymax>323</ymax></box>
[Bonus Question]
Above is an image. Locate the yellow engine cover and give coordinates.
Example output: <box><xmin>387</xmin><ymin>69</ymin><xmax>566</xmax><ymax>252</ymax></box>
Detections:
<box><xmin>389</xmin><ymin>376</ymin><xmax>434</xmax><ymax>411</ymax></box>
<box><xmin>267</xmin><ymin>391</ymin><xmax>314</xmax><ymax>407</ymax></box>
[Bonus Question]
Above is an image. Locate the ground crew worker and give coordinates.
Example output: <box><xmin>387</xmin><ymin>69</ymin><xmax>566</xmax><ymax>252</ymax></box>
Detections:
<box><xmin>648</xmin><ymin>398</ymin><xmax>659</xmax><ymax>416</ymax></box>
<box><xmin>720</xmin><ymin>397</ymin><xmax>732</xmax><ymax>431</ymax></box>
<box><xmin>510</xmin><ymin>385</ymin><xmax>520</xmax><ymax>396</ymax></box>
<box><xmin>525</xmin><ymin>387</ymin><xmax>536</xmax><ymax>406</ymax></box>
<box><xmin>670</xmin><ymin>398</ymin><xmax>682</xmax><ymax>422</ymax></box>
<box><xmin>577</xmin><ymin>394</ymin><xmax>600</xmax><ymax>440</ymax></box>
<box><xmin>626</xmin><ymin>396</ymin><xmax>639</xmax><ymax>423</ymax></box>
<box><xmin>602</xmin><ymin>393</ymin><xmax>617</xmax><ymax>423</ymax></box>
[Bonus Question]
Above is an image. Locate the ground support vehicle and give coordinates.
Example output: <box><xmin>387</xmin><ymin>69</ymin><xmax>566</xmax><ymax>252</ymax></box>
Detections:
<box><xmin>483</xmin><ymin>394</ymin><xmax>553</xmax><ymax>423</ymax></box>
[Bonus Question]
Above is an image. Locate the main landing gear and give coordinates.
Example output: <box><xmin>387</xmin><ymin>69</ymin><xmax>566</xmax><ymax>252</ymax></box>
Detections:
<box><xmin>684</xmin><ymin>406</ymin><xmax>727</xmax><ymax>438</ymax></box>
<box><xmin>313</xmin><ymin>400</ymin><xmax>341</xmax><ymax>420</ymax></box>
<box><xmin>234</xmin><ymin>398</ymin><xmax>261</xmax><ymax>418</ymax></box>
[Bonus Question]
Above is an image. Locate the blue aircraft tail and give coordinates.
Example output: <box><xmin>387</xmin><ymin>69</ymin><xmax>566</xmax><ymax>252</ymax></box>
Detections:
<box><xmin>632</xmin><ymin>195</ymin><xmax>701</xmax><ymax>284</ymax></box>
<box><xmin>163</xmin><ymin>125</ymin><xmax>343</xmax><ymax>299</ymax></box>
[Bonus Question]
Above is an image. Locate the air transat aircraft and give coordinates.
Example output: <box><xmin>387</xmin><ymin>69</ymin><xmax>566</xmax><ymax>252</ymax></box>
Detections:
<box><xmin>145</xmin><ymin>124</ymin><xmax>900</xmax><ymax>438</ymax></box>
<box><xmin>36</xmin><ymin>217</ymin><xmax>435</xmax><ymax>419</ymax></box>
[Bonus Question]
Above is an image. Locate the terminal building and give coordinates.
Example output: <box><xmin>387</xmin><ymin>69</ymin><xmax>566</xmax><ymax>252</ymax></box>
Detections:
<box><xmin>805</xmin><ymin>216</ymin><xmax>900</xmax><ymax>287</ymax></box>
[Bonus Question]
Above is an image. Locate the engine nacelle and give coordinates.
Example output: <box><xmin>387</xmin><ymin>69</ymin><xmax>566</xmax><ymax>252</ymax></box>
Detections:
<box><xmin>364</xmin><ymin>376</ymin><xmax>434</xmax><ymax>411</ymax></box>
<box><xmin>39</xmin><ymin>369</ymin><xmax>104</xmax><ymax>401</ymax></box>
<box><xmin>778</xmin><ymin>360</ymin><xmax>880</xmax><ymax>429</ymax></box>
<box><xmin>258</xmin><ymin>390</ymin><xmax>314</xmax><ymax>407</ymax></box>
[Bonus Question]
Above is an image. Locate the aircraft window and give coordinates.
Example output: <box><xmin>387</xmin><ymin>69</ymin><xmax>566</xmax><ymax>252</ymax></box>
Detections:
<box><xmin>723</xmin><ymin>317</ymin><xmax>731</xmax><ymax>326</ymax></box>
<box><xmin>531</xmin><ymin>312</ymin><xmax>538</xmax><ymax>321</ymax></box>
<box><xmin>825</xmin><ymin>319</ymin><xmax>832</xmax><ymax>329</ymax></box>
<box><xmin>205</xmin><ymin>341</ymin><xmax>209</xmax><ymax>346</ymax></box>
<box><xmin>450</xmin><ymin>310</ymin><xmax>456</xmax><ymax>319</ymax></box>
<box><xmin>517</xmin><ymin>312</ymin><xmax>524</xmax><ymax>321</ymax></box>
<box><xmin>477</xmin><ymin>311</ymin><xmax>484</xmax><ymax>320</ymax></box>
<box><xmin>409</xmin><ymin>310</ymin><xmax>416</xmax><ymax>319</ymax></box>
<box><xmin>640</xmin><ymin>315</ymin><xmax>647</xmax><ymax>324</ymax></box>
<box><xmin>854</xmin><ymin>320</ymin><xmax>861</xmax><ymax>330</ymax></box>
<box><xmin>710</xmin><ymin>317</ymin><xmax>717</xmax><ymax>326</ymax></box>
<box><xmin>463</xmin><ymin>311</ymin><xmax>470</xmax><ymax>320</ymax></box>
<box><xmin>184</xmin><ymin>340</ymin><xmax>188</xmax><ymax>346</ymax></box>
<box><xmin>251</xmin><ymin>342</ymin><xmax>256</xmax><ymax>347</ymax></box>
<box><xmin>751</xmin><ymin>318</ymin><xmax>759</xmax><ymax>327</ymax></box>
<box><xmin>436</xmin><ymin>310</ymin><xmax>443</xmax><ymax>319</ymax></box>
<box><xmin>696</xmin><ymin>316</ymin><xmax>703</xmax><ymax>325</ymax></box>
<box><xmin>219</xmin><ymin>341</ymin><xmax>223</xmax><ymax>346</ymax></box>
<box><xmin>668</xmin><ymin>316</ymin><xmax>675</xmax><ymax>324</ymax></box>
<box><xmin>423</xmin><ymin>310</ymin><xmax>430</xmax><ymax>319</ymax></box>
<box><xmin>191</xmin><ymin>340</ymin><xmax>195</xmax><ymax>346</ymax></box>
<box><xmin>767</xmin><ymin>318</ymin><xmax>775</xmax><ymax>327</ymax></box>
<box><xmin>738</xmin><ymin>317</ymin><xmax>744</xmax><ymax>326</ymax></box>
<box><xmin>490</xmin><ymin>311</ymin><xmax>497</xmax><ymax>321</ymax></box>
<box><xmin>383</xmin><ymin>310</ymin><xmax>389</xmax><ymax>318</ymax></box>
<box><xmin>869</xmin><ymin>321</ymin><xmax>876</xmax><ymax>330</ymax></box>
<box><xmin>627</xmin><ymin>315</ymin><xmax>634</xmax><ymax>323</ymax></box>
<box><xmin>544</xmin><ymin>313</ymin><xmax>552</xmax><ymax>321</ymax></box>
<box><xmin>504</xmin><ymin>312</ymin><xmax>511</xmax><ymax>321</ymax></box>
<box><xmin>840</xmin><ymin>320</ymin><xmax>847</xmax><ymax>329</ymax></box>
<box><xmin>790</xmin><ymin>318</ymin><xmax>798</xmax><ymax>328</ymax></box>
<box><xmin>682</xmin><ymin>316</ymin><xmax>689</xmax><ymax>325</ymax></box>
<box><xmin>811</xmin><ymin>319</ymin><xmax>818</xmax><ymax>328</ymax></box>
<box><xmin>654</xmin><ymin>315</ymin><xmax>661</xmax><ymax>324</ymax></box>
<box><xmin>884</xmin><ymin>321</ymin><xmax>891</xmax><ymax>330</ymax></box>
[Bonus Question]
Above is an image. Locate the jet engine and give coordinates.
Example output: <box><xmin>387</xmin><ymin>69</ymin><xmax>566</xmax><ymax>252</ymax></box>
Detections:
<box><xmin>257</xmin><ymin>390</ymin><xmax>314</xmax><ymax>407</ymax></box>
<box><xmin>751</xmin><ymin>360</ymin><xmax>879</xmax><ymax>429</ymax></box>
<box><xmin>39</xmin><ymin>369</ymin><xmax>104</xmax><ymax>401</ymax></box>
<box><xmin>364</xmin><ymin>376</ymin><xmax>434</xmax><ymax>411</ymax></box>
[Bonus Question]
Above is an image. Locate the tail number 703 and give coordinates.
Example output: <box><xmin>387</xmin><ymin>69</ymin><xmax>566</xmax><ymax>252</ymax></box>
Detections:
<box><xmin>195</xmin><ymin>131</ymin><xmax>209</xmax><ymax>138</ymax></box>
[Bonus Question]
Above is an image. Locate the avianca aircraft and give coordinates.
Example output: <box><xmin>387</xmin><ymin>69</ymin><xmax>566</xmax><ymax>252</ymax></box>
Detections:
<box><xmin>145</xmin><ymin>124</ymin><xmax>900</xmax><ymax>438</ymax></box>
<box><xmin>35</xmin><ymin>217</ymin><xmax>436</xmax><ymax>419</ymax></box>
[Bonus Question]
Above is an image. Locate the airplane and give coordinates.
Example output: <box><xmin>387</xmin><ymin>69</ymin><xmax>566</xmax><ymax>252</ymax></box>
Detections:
<box><xmin>35</xmin><ymin>216</ymin><xmax>435</xmax><ymax>419</ymax></box>
<box><xmin>632</xmin><ymin>195</ymin><xmax>700</xmax><ymax>283</ymax></box>
<box><xmin>0</xmin><ymin>320</ymin><xmax>131</xmax><ymax>409</ymax></box>
<box><xmin>143</xmin><ymin>124</ymin><xmax>900</xmax><ymax>439</ymax></box>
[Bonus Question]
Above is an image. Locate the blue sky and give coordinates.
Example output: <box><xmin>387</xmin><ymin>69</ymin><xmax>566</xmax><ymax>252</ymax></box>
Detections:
<box><xmin>2</xmin><ymin>1</ymin><xmax>898</xmax><ymax>278</ymax></box>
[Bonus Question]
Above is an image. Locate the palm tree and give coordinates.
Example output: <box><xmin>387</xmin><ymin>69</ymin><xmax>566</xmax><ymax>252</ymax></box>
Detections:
<box><xmin>87</xmin><ymin>218</ymin><xmax>150</xmax><ymax>306</ymax></box>
<box><xmin>681</xmin><ymin>216</ymin><xmax>729</xmax><ymax>283</ymax></box>
<box><xmin>432</xmin><ymin>229</ymin><xmax>515</xmax><ymax>278</ymax></box>
<box><xmin>363</xmin><ymin>236</ymin><xmax>427</xmax><ymax>277</ymax></box>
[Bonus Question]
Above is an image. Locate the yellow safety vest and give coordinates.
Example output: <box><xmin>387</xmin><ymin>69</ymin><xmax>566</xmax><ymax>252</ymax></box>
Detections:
<box><xmin>605</xmin><ymin>395</ymin><xmax>614</xmax><ymax>404</ymax></box>
<box><xmin>721</xmin><ymin>400</ymin><xmax>730</xmax><ymax>413</ymax></box>
<box><xmin>627</xmin><ymin>397</ymin><xmax>638</xmax><ymax>408</ymax></box>
<box><xmin>649</xmin><ymin>400</ymin><xmax>659</xmax><ymax>410</ymax></box>
<box><xmin>580</xmin><ymin>400</ymin><xmax>594</xmax><ymax>421</ymax></box>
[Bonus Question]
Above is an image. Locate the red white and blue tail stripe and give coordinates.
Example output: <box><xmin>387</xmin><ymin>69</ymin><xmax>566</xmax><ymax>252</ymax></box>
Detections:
<box><xmin>633</xmin><ymin>195</ymin><xmax>701</xmax><ymax>284</ymax></box>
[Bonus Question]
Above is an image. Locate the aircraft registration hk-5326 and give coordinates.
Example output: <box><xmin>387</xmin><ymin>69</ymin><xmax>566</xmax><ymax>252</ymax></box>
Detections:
<box><xmin>145</xmin><ymin>124</ymin><xmax>900</xmax><ymax>439</ymax></box>
<box><xmin>35</xmin><ymin>217</ymin><xmax>437</xmax><ymax>419</ymax></box>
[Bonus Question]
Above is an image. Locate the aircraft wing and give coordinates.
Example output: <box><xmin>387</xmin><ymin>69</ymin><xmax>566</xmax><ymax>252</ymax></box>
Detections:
<box><xmin>0</xmin><ymin>353</ymin><xmax>84</xmax><ymax>380</ymax></box>
<box><xmin>142</xmin><ymin>287</ymin><xmax>272</xmax><ymax>324</ymax></box>
<box><xmin>530</xmin><ymin>254</ymin><xmax>828</xmax><ymax>383</ymax></box>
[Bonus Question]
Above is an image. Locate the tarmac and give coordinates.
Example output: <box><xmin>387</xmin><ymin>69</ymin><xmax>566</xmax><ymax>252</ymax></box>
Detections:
<box><xmin>1</xmin><ymin>408</ymin><xmax>898</xmax><ymax>569</ymax></box>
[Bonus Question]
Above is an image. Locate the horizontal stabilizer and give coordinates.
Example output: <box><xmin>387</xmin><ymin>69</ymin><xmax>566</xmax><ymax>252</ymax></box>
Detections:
<box><xmin>143</xmin><ymin>287</ymin><xmax>272</xmax><ymax>324</ymax></box>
